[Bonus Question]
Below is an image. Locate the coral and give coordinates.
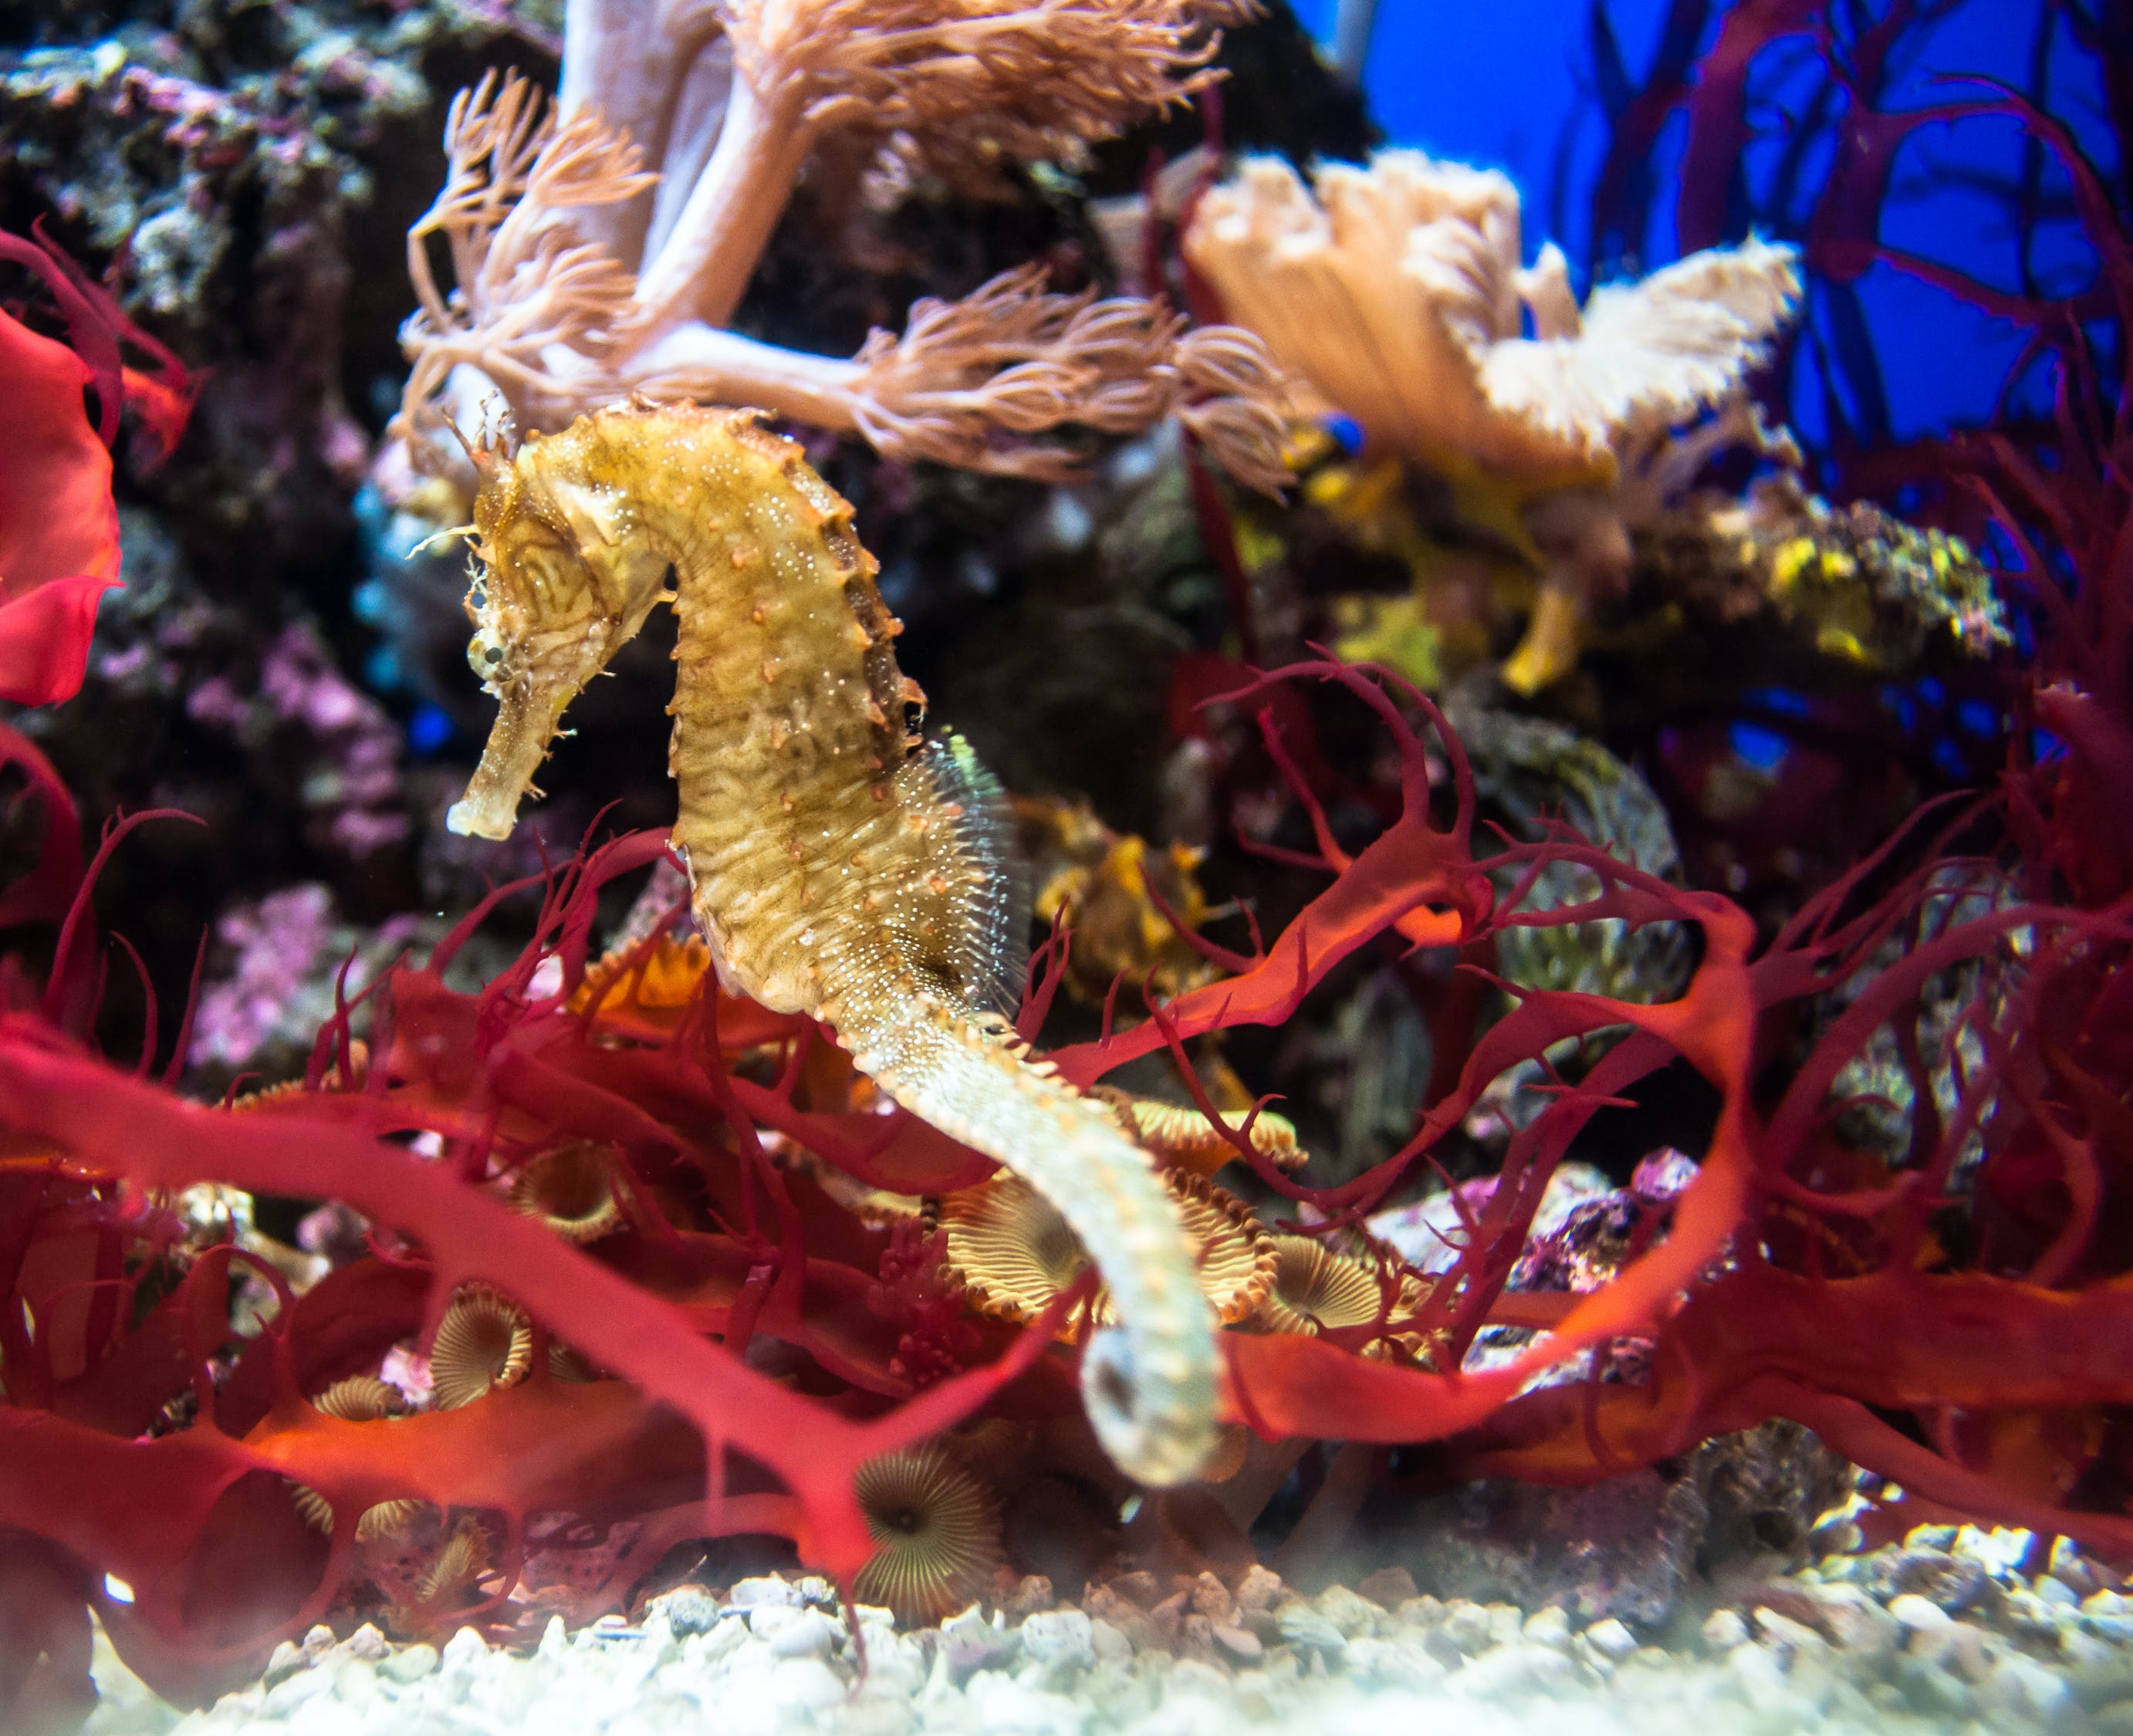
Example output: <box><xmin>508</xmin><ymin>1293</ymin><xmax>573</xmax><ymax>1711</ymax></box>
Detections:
<box><xmin>0</xmin><ymin>225</ymin><xmax>196</xmax><ymax>705</ymax></box>
<box><xmin>1185</xmin><ymin>150</ymin><xmax>1798</xmax><ymax>480</ymax></box>
<box><xmin>0</xmin><ymin>4</ymin><xmax>537</xmax><ymax>570</ymax></box>
<box><xmin>1636</xmin><ymin>474</ymin><xmax>2010</xmax><ymax>670</ymax></box>
<box><xmin>187</xmin><ymin>883</ymin><xmax>420</xmax><ymax>1080</ymax></box>
<box><xmin>850</xmin><ymin>1444</ymin><xmax>1002</xmax><ymax>1623</ymax></box>
<box><xmin>428</xmin><ymin>1284</ymin><xmax>536</xmax><ymax>1410</ymax></box>
<box><xmin>1184</xmin><ymin>147</ymin><xmax>1803</xmax><ymax>691</ymax></box>
<box><xmin>1451</xmin><ymin>701</ymin><xmax>1687</xmax><ymax>1006</ymax></box>
<box><xmin>8</xmin><ymin>19</ymin><xmax>2133</xmax><ymax>1726</ymax></box>
<box><xmin>391</xmin><ymin>0</ymin><xmax>1293</xmax><ymax>491</ymax></box>
<box><xmin>1016</xmin><ymin>795</ymin><xmax>1220</xmax><ymax>1006</ymax></box>
<box><xmin>506</xmin><ymin>1141</ymin><xmax>625</xmax><ymax>1243</ymax></box>
<box><xmin>938</xmin><ymin>1167</ymin><xmax>1273</xmax><ymax>1328</ymax></box>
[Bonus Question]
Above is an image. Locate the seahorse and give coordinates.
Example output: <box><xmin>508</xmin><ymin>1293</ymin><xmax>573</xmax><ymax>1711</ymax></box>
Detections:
<box><xmin>443</xmin><ymin>402</ymin><xmax>1218</xmax><ymax>1485</ymax></box>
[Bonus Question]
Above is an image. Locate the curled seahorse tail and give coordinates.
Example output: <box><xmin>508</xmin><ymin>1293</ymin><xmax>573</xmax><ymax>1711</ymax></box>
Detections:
<box><xmin>839</xmin><ymin>994</ymin><xmax>1220</xmax><ymax>1487</ymax></box>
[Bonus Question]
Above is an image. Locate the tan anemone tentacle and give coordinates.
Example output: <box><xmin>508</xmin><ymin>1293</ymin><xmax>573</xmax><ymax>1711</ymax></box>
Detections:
<box><xmin>443</xmin><ymin>404</ymin><xmax>1219</xmax><ymax>1485</ymax></box>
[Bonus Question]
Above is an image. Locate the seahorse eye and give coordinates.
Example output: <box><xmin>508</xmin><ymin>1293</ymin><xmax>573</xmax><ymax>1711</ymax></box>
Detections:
<box><xmin>467</xmin><ymin>625</ymin><xmax>510</xmax><ymax>683</ymax></box>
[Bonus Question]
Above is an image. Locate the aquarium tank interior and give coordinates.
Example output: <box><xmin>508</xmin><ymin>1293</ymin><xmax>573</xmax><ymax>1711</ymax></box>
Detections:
<box><xmin>2</xmin><ymin>1</ymin><xmax>2132</xmax><ymax>1733</ymax></box>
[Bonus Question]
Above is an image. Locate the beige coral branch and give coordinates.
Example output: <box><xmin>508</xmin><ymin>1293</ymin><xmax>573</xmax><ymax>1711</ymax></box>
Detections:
<box><xmin>1184</xmin><ymin>149</ymin><xmax>1800</xmax><ymax>480</ymax></box>
<box><xmin>394</xmin><ymin>1</ymin><xmax>1289</xmax><ymax>492</ymax></box>
<box><xmin>1185</xmin><ymin>147</ymin><xmax>1807</xmax><ymax>694</ymax></box>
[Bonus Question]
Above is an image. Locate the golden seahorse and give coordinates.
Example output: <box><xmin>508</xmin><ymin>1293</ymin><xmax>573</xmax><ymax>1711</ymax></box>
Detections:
<box><xmin>443</xmin><ymin>403</ymin><xmax>1218</xmax><ymax>1485</ymax></box>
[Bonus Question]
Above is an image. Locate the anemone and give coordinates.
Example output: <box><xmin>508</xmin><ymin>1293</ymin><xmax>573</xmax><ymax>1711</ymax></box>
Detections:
<box><xmin>851</xmin><ymin>1444</ymin><xmax>1002</xmax><ymax>1624</ymax></box>
<box><xmin>428</xmin><ymin>1285</ymin><xmax>535</xmax><ymax>1410</ymax></box>
<box><xmin>507</xmin><ymin>1140</ymin><xmax>625</xmax><ymax>1243</ymax></box>
<box><xmin>1257</xmin><ymin>1234</ymin><xmax>1394</xmax><ymax>1336</ymax></box>
<box><xmin>1107</xmin><ymin>1094</ymin><xmax>1307</xmax><ymax>1179</ymax></box>
<box><xmin>286</xmin><ymin>1376</ymin><xmax>421</xmax><ymax>1541</ymax></box>
<box><xmin>938</xmin><ymin>1174</ymin><xmax>1094</xmax><ymax>1325</ymax></box>
<box><xmin>939</xmin><ymin>1169</ymin><xmax>1273</xmax><ymax>1328</ymax></box>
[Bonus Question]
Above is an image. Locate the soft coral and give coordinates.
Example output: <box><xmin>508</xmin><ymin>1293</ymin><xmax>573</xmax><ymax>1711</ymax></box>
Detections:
<box><xmin>0</xmin><ymin>229</ymin><xmax>196</xmax><ymax>707</ymax></box>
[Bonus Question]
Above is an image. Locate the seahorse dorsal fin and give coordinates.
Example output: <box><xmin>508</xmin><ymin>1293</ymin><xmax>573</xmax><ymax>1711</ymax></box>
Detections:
<box><xmin>918</xmin><ymin>731</ymin><xmax>1031</xmax><ymax>1022</ymax></box>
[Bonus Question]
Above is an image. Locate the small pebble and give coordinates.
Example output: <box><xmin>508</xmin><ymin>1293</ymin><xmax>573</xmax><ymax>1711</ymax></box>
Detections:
<box><xmin>1521</xmin><ymin>1606</ymin><xmax>1570</xmax><ymax>1649</ymax></box>
<box><xmin>1275</xmin><ymin>1605</ymin><xmax>1345</xmax><ymax>1655</ymax></box>
<box><xmin>1584</xmin><ymin>1617</ymin><xmax>1637</xmax><ymax>1662</ymax></box>
<box><xmin>1017</xmin><ymin>1609</ymin><xmax>1095</xmax><ymax>1674</ymax></box>
<box><xmin>1888</xmin><ymin>1592</ymin><xmax>1953</xmax><ymax>1632</ymax></box>
<box><xmin>379</xmin><ymin>1643</ymin><xmax>438</xmax><ymax>1684</ymax></box>
<box><xmin>660</xmin><ymin>1586</ymin><xmax>723</xmax><ymax>1636</ymax></box>
<box><xmin>1702</xmin><ymin>1609</ymin><xmax>1750</xmax><ymax>1651</ymax></box>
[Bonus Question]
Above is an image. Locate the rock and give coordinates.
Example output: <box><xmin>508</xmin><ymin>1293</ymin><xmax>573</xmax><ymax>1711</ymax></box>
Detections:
<box><xmin>439</xmin><ymin>1626</ymin><xmax>488</xmax><ymax>1673</ymax></box>
<box><xmin>1275</xmin><ymin>1604</ymin><xmax>1345</xmax><ymax>1657</ymax></box>
<box><xmin>380</xmin><ymin>1643</ymin><xmax>438</xmax><ymax>1684</ymax></box>
<box><xmin>1701</xmin><ymin>1609</ymin><xmax>1749</xmax><ymax>1652</ymax></box>
<box><xmin>1089</xmin><ymin>1620</ymin><xmax>1132</xmax><ymax>1667</ymax></box>
<box><xmin>1234</xmin><ymin>1565</ymin><xmax>1283</xmax><ymax>1616</ymax></box>
<box><xmin>1080</xmin><ymin>1586</ymin><xmax>1154</xmax><ymax>1653</ymax></box>
<box><xmin>1456</xmin><ymin>1643</ymin><xmax>1577</xmax><ymax>1700</ymax></box>
<box><xmin>259</xmin><ymin>1663</ymin><xmax>335</xmax><ymax>1717</ymax></box>
<box><xmin>1978</xmin><ymin>1652</ymin><xmax>2075</xmax><ymax>1724</ymax></box>
<box><xmin>1354</xmin><ymin>1567</ymin><xmax>1418</xmax><ymax>1607</ymax></box>
<box><xmin>332</xmin><ymin>1657</ymin><xmax>379</xmax><ymax>1711</ymax></box>
<box><xmin>302</xmin><ymin>1623</ymin><xmax>338</xmax><ymax>1663</ymax></box>
<box><xmin>1815</xmin><ymin>1590</ymin><xmax>1900</xmax><ymax>1665</ymax></box>
<box><xmin>730</xmin><ymin>1575</ymin><xmax>799</xmax><ymax>1607</ymax></box>
<box><xmin>262</xmin><ymin>1640</ymin><xmax>306</xmax><ymax>1687</ymax></box>
<box><xmin>764</xmin><ymin>1608</ymin><xmax>840</xmax><ymax>1659</ymax></box>
<box><xmin>1521</xmin><ymin>1606</ymin><xmax>1571</xmax><ymax>1649</ymax></box>
<box><xmin>1888</xmin><ymin>1593</ymin><xmax>1953</xmax><ymax>1633</ymax></box>
<box><xmin>1870</xmin><ymin>1545</ymin><xmax>1992</xmax><ymax>1613</ymax></box>
<box><xmin>1313</xmin><ymin>1585</ymin><xmax>1381</xmax><ymax>1638</ymax></box>
<box><xmin>1442</xmin><ymin>1600</ymin><xmax>1493</xmax><ymax>1656</ymax></box>
<box><xmin>2096</xmin><ymin>1700</ymin><xmax>2133</xmax><ymax>1736</ymax></box>
<box><xmin>332</xmin><ymin>1624</ymin><xmax>389</xmax><ymax>1665</ymax></box>
<box><xmin>769</xmin><ymin>1657</ymin><xmax>847</xmax><ymax>1711</ymax></box>
<box><xmin>1583</xmin><ymin>1617</ymin><xmax>1636</xmax><ymax>1662</ymax></box>
<box><xmin>1172</xmin><ymin>1572</ymin><xmax>1224</xmax><ymax>1625</ymax></box>
<box><xmin>941</xmin><ymin>1606</ymin><xmax>1020</xmax><ymax>1675</ymax></box>
<box><xmin>660</xmin><ymin>1586</ymin><xmax>724</xmax><ymax>1636</ymax></box>
<box><xmin>2037</xmin><ymin>1573</ymin><xmax>2081</xmax><ymax>1607</ymax></box>
<box><xmin>1345</xmin><ymin>1635</ymin><xmax>1444</xmax><ymax>1690</ymax></box>
<box><xmin>1104</xmin><ymin>1570</ymin><xmax>1161</xmax><ymax>1609</ymax></box>
<box><xmin>1002</xmin><ymin>1575</ymin><xmax>1056</xmax><ymax>1620</ymax></box>
<box><xmin>1018</xmin><ymin>1609</ymin><xmax>1096</xmax><ymax>1675</ymax></box>
<box><xmin>1486</xmin><ymin>1603</ymin><xmax>1525</xmax><ymax>1648</ymax></box>
<box><xmin>1209</xmin><ymin>1622</ymin><xmax>1262</xmax><ymax>1661</ymax></box>
<box><xmin>1894</xmin><ymin>1653</ymin><xmax>1973</xmax><ymax>1721</ymax></box>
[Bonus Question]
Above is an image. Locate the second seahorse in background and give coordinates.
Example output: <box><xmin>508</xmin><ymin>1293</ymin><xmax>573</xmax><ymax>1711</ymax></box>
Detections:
<box><xmin>444</xmin><ymin>402</ymin><xmax>1219</xmax><ymax>1486</ymax></box>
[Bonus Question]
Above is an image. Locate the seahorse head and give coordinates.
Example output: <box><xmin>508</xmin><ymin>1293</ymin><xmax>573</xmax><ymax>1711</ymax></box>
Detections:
<box><xmin>445</xmin><ymin>420</ymin><xmax>674</xmax><ymax>840</ymax></box>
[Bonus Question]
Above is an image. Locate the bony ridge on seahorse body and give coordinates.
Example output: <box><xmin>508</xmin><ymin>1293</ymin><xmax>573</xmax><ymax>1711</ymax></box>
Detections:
<box><xmin>443</xmin><ymin>400</ymin><xmax>1219</xmax><ymax>1485</ymax></box>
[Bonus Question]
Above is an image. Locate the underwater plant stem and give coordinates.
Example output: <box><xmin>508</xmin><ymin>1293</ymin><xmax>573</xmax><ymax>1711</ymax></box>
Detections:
<box><xmin>631</xmin><ymin>79</ymin><xmax>813</xmax><ymax>335</ymax></box>
<box><xmin>619</xmin><ymin>323</ymin><xmax>870</xmax><ymax>432</ymax></box>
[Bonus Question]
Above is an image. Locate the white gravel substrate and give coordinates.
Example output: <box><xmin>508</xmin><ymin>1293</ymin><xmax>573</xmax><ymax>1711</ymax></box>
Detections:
<box><xmin>83</xmin><ymin>1548</ymin><xmax>2133</xmax><ymax>1736</ymax></box>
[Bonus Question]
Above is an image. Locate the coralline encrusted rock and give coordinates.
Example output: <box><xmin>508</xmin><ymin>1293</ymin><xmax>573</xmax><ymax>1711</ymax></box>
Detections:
<box><xmin>0</xmin><ymin>3</ymin><xmax>553</xmax><ymax>569</ymax></box>
<box><xmin>1364</xmin><ymin>1421</ymin><xmax>1851</xmax><ymax>1630</ymax></box>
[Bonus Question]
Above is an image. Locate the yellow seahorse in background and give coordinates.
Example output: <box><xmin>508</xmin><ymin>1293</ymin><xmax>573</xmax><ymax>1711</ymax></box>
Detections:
<box><xmin>445</xmin><ymin>403</ymin><xmax>1219</xmax><ymax>1486</ymax></box>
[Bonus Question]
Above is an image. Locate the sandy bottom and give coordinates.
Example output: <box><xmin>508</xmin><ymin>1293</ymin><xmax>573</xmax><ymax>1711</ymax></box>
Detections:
<box><xmin>82</xmin><ymin>1530</ymin><xmax>2133</xmax><ymax>1736</ymax></box>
